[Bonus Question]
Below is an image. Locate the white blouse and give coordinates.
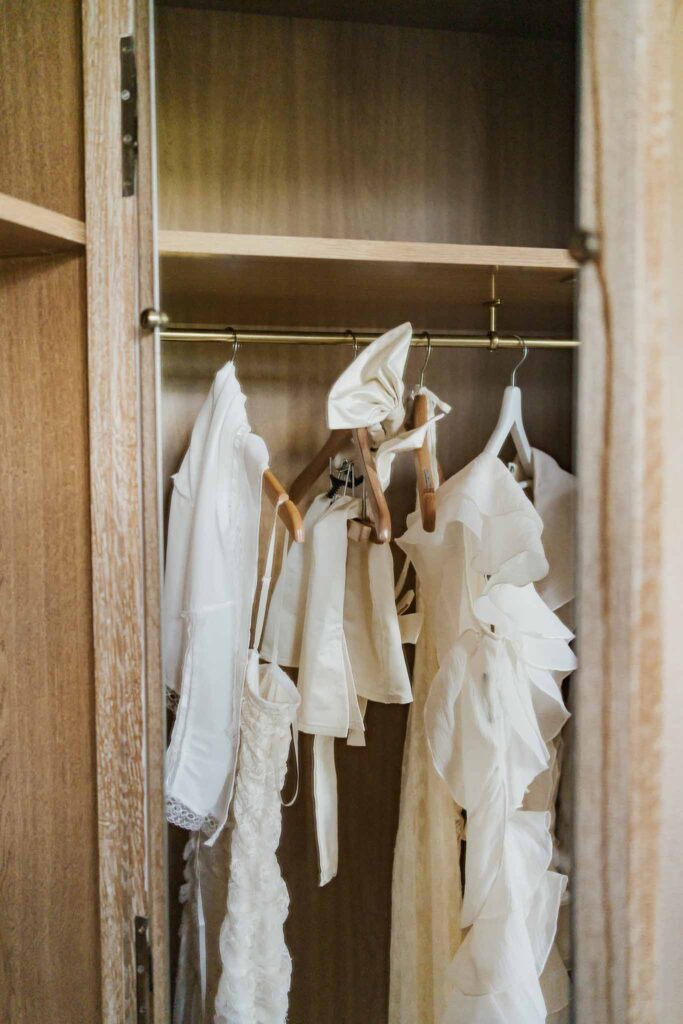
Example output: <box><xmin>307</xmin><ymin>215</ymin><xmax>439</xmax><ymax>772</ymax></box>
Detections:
<box><xmin>163</xmin><ymin>361</ymin><xmax>269</xmax><ymax>838</ymax></box>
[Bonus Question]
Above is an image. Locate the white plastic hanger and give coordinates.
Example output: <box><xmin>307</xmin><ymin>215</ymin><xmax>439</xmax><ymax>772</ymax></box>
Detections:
<box><xmin>483</xmin><ymin>335</ymin><xmax>533</xmax><ymax>477</ymax></box>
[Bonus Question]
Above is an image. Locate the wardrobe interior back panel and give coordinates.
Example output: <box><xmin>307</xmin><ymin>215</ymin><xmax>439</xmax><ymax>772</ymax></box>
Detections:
<box><xmin>0</xmin><ymin>0</ymin><xmax>84</xmax><ymax>219</ymax></box>
<box><xmin>157</xmin><ymin>7</ymin><xmax>576</xmax><ymax>1022</ymax></box>
<box><xmin>156</xmin><ymin>7</ymin><xmax>575</xmax><ymax>247</ymax></box>
<box><xmin>0</xmin><ymin>255</ymin><xmax>100</xmax><ymax>1024</ymax></box>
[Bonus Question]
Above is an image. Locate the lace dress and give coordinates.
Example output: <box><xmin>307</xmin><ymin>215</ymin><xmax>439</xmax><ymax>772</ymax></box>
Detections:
<box><xmin>213</xmin><ymin>651</ymin><xmax>300</xmax><ymax>1024</ymax></box>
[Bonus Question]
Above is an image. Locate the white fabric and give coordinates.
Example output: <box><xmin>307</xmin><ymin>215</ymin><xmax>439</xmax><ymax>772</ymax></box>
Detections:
<box><xmin>213</xmin><ymin>517</ymin><xmax>300</xmax><ymax>1024</ymax></box>
<box><xmin>524</xmin><ymin>448</ymin><xmax>577</xmax><ymax>1023</ymax></box>
<box><xmin>397</xmin><ymin>451</ymin><xmax>576</xmax><ymax>1024</ymax></box>
<box><xmin>213</xmin><ymin>653</ymin><xmax>300</xmax><ymax>1024</ymax></box>
<box><xmin>390</xmin><ymin>387</ymin><xmax>462</xmax><ymax>1024</ymax></box>
<box><xmin>389</xmin><ymin>580</ymin><xmax>465</xmax><ymax>1024</ymax></box>
<box><xmin>262</xmin><ymin>490</ymin><xmax>413</xmax><ymax>884</ymax></box>
<box><xmin>327</xmin><ymin>321</ymin><xmax>412</xmax><ymax>439</ymax></box>
<box><xmin>164</xmin><ymin>361</ymin><xmax>268</xmax><ymax>835</ymax></box>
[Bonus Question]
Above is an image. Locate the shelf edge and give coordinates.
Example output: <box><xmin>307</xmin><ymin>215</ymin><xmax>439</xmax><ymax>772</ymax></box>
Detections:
<box><xmin>158</xmin><ymin>229</ymin><xmax>576</xmax><ymax>271</ymax></box>
<box><xmin>0</xmin><ymin>192</ymin><xmax>86</xmax><ymax>251</ymax></box>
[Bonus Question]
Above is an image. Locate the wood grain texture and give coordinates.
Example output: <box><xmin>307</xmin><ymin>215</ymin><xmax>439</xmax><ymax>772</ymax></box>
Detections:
<box><xmin>657</xmin><ymin>5</ymin><xmax>683</xmax><ymax>1018</ymax></box>
<box><xmin>161</xmin><ymin>254</ymin><xmax>575</xmax><ymax>338</ymax></box>
<box><xmin>0</xmin><ymin>254</ymin><xmax>100</xmax><ymax>1023</ymax></box>
<box><xmin>0</xmin><ymin>193</ymin><xmax>86</xmax><ymax>256</ymax></box>
<box><xmin>574</xmin><ymin>1</ymin><xmax>675</xmax><ymax>1021</ymax></box>
<box><xmin>135</xmin><ymin>0</ymin><xmax>171</xmax><ymax>1018</ymax></box>
<box><xmin>82</xmin><ymin>1</ymin><xmax>151</xmax><ymax>1020</ymax></box>
<box><xmin>159</xmin><ymin>230</ymin><xmax>575</xmax><ymax>269</ymax></box>
<box><xmin>0</xmin><ymin>0</ymin><xmax>85</xmax><ymax>219</ymax></box>
<box><xmin>160</xmin><ymin>337</ymin><xmax>574</xmax><ymax>1024</ymax></box>
<box><xmin>156</xmin><ymin>8</ymin><xmax>575</xmax><ymax>247</ymax></box>
<box><xmin>156</xmin><ymin>0</ymin><xmax>577</xmax><ymax>41</ymax></box>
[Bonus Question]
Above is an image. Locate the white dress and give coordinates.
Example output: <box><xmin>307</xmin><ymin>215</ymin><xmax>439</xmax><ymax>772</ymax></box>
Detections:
<box><xmin>390</xmin><ymin>447</ymin><xmax>576</xmax><ymax>1023</ymax></box>
<box><xmin>397</xmin><ymin>451</ymin><xmax>576</xmax><ymax>1024</ymax></box>
<box><xmin>214</xmin><ymin>652</ymin><xmax>300</xmax><ymax>1023</ymax></box>
<box><xmin>164</xmin><ymin>361</ymin><xmax>269</xmax><ymax>837</ymax></box>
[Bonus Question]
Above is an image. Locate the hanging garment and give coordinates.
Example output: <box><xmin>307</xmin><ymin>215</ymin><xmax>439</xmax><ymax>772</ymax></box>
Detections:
<box><xmin>390</xmin><ymin>445</ymin><xmax>576</xmax><ymax>1024</ymax></box>
<box><xmin>262</xmin><ymin>322</ymin><xmax>432</xmax><ymax>885</ymax></box>
<box><xmin>389</xmin><ymin>577</ymin><xmax>465</xmax><ymax>1024</ymax></box>
<box><xmin>164</xmin><ymin>361</ymin><xmax>269</xmax><ymax>836</ymax></box>
<box><xmin>261</xmin><ymin>488</ymin><xmax>413</xmax><ymax>885</ymax></box>
<box><xmin>173</xmin><ymin>513</ymin><xmax>300</xmax><ymax>1024</ymax></box>
<box><xmin>214</xmin><ymin>514</ymin><xmax>301</xmax><ymax>1024</ymax></box>
<box><xmin>521</xmin><ymin>448</ymin><xmax>577</xmax><ymax>1023</ymax></box>
<box><xmin>397</xmin><ymin>451</ymin><xmax>576</xmax><ymax>1024</ymax></box>
<box><xmin>389</xmin><ymin>386</ymin><xmax>464</xmax><ymax>1024</ymax></box>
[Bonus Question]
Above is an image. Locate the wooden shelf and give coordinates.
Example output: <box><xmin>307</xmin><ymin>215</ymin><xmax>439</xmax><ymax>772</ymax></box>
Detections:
<box><xmin>159</xmin><ymin>230</ymin><xmax>575</xmax><ymax>271</ymax></box>
<box><xmin>0</xmin><ymin>193</ymin><xmax>86</xmax><ymax>257</ymax></box>
<box><xmin>159</xmin><ymin>231</ymin><xmax>576</xmax><ymax>337</ymax></box>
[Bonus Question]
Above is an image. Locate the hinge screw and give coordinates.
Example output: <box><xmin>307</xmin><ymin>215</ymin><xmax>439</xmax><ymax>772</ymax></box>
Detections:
<box><xmin>122</xmin><ymin>89</ymin><xmax>131</xmax><ymax>101</ymax></box>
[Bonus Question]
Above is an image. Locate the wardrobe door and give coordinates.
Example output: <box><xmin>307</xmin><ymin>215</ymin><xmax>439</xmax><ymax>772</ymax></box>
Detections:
<box><xmin>0</xmin><ymin>4</ymin><xmax>100</xmax><ymax>1023</ymax></box>
<box><xmin>574</xmin><ymin>0</ymin><xmax>680</xmax><ymax>1021</ymax></box>
<box><xmin>81</xmin><ymin>0</ymin><xmax>166</xmax><ymax>1021</ymax></box>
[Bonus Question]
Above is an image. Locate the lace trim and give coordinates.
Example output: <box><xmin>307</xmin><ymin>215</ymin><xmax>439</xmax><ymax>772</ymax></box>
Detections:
<box><xmin>165</xmin><ymin>795</ymin><xmax>218</xmax><ymax>836</ymax></box>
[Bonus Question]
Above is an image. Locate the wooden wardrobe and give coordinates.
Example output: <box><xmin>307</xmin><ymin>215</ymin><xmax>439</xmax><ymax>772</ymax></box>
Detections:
<box><xmin>1</xmin><ymin>1</ymin><xmax>681</xmax><ymax>1023</ymax></box>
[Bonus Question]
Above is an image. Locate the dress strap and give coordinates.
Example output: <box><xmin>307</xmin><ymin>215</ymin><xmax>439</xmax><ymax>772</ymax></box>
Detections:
<box><xmin>253</xmin><ymin>489</ymin><xmax>286</xmax><ymax>651</ymax></box>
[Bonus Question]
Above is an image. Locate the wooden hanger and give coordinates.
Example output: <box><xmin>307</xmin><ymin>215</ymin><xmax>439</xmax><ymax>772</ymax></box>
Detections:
<box><xmin>263</xmin><ymin>469</ymin><xmax>305</xmax><ymax>542</ymax></box>
<box><xmin>483</xmin><ymin>336</ymin><xmax>533</xmax><ymax>477</ymax></box>
<box><xmin>411</xmin><ymin>332</ymin><xmax>438</xmax><ymax>532</ymax></box>
<box><xmin>411</xmin><ymin>392</ymin><xmax>437</xmax><ymax>532</ymax></box>
<box><xmin>288</xmin><ymin>426</ymin><xmax>392</xmax><ymax>544</ymax></box>
<box><xmin>353</xmin><ymin>427</ymin><xmax>392</xmax><ymax>544</ymax></box>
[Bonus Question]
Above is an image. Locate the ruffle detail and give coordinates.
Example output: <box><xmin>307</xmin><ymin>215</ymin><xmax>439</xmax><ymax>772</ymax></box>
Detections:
<box><xmin>408</xmin><ymin>453</ymin><xmax>574</xmax><ymax>1024</ymax></box>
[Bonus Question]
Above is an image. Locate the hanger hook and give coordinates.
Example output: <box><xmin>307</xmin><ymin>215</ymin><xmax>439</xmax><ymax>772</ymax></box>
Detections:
<box><xmin>345</xmin><ymin>329</ymin><xmax>359</xmax><ymax>361</ymax></box>
<box><xmin>510</xmin><ymin>334</ymin><xmax>528</xmax><ymax>387</ymax></box>
<box><xmin>418</xmin><ymin>331</ymin><xmax>432</xmax><ymax>389</ymax></box>
<box><xmin>226</xmin><ymin>326</ymin><xmax>239</xmax><ymax>362</ymax></box>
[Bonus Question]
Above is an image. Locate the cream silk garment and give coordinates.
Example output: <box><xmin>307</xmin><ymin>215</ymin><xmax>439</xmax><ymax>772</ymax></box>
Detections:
<box><xmin>397</xmin><ymin>452</ymin><xmax>576</xmax><ymax>1024</ymax></box>
<box><xmin>164</xmin><ymin>362</ymin><xmax>269</xmax><ymax>837</ymax></box>
<box><xmin>390</xmin><ymin>387</ymin><xmax>464</xmax><ymax>1024</ymax></box>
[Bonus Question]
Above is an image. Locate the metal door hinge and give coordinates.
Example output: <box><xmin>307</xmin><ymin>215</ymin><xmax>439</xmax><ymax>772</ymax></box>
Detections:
<box><xmin>120</xmin><ymin>36</ymin><xmax>138</xmax><ymax>197</ymax></box>
<box><xmin>140</xmin><ymin>308</ymin><xmax>169</xmax><ymax>331</ymax></box>
<box><xmin>569</xmin><ymin>228</ymin><xmax>601</xmax><ymax>265</ymax></box>
<box><xmin>134</xmin><ymin>915</ymin><xmax>152</xmax><ymax>1019</ymax></box>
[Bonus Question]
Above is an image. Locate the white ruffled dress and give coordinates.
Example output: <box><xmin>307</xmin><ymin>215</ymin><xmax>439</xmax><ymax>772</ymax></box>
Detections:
<box><xmin>397</xmin><ymin>452</ymin><xmax>576</xmax><ymax>1023</ymax></box>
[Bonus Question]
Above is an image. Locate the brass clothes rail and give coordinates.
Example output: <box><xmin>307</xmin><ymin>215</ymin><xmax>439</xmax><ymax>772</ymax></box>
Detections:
<box><xmin>159</xmin><ymin>325</ymin><xmax>579</xmax><ymax>349</ymax></box>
